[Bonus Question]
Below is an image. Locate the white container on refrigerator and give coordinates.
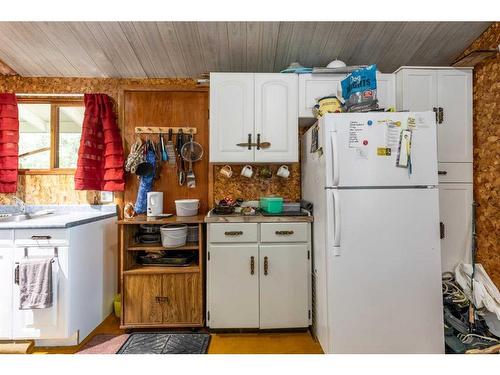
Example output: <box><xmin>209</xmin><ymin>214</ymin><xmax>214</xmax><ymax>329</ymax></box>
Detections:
<box><xmin>302</xmin><ymin>112</ymin><xmax>444</xmax><ymax>354</ymax></box>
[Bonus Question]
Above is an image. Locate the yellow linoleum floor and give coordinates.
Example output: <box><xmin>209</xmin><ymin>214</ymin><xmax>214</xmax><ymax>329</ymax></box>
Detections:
<box><xmin>32</xmin><ymin>315</ymin><xmax>323</xmax><ymax>354</ymax></box>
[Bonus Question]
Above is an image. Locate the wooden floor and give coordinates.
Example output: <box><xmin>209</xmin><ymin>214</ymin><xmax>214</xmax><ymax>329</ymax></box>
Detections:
<box><xmin>32</xmin><ymin>315</ymin><xmax>323</xmax><ymax>354</ymax></box>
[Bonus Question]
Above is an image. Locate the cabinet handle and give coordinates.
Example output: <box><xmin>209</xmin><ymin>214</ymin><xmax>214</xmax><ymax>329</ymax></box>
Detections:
<box><xmin>433</xmin><ymin>107</ymin><xmax>438</xmax><ymax>123</ymax></box>
<box><xmin>155</xmin><ymin>296</ymin><xmax>169</xmax><ymax>304</ymax></box>
<box><xmin>438</xmin><ymin>170</ymin><xmax>448</xmax><ymax>175</ymax></box>
<box><xmin>257</xmin><ymin>133</ymin><xmax>261</xmax><ymax>150</ymax></box>
<box><xmin>14</xmin><ymin>264</ymin><xmax>19</xmax><ymax>285</ymax></box>
<box><xmin>438</xmin><ymin>107</ymin><xmax>444</xmax><ymax>124</ymax></box>
<box><xmin>224</xmin><ymin>231</ymin><xmax>243</xmax><ymax>236</ymax></box>
<box><xmin>264</xmin><ymin>256</ymin><xmax>269</xmax><ymax>276</ymax></box>
<box><xmin>31</xmin><ymin>235</ymin><xmax>52</xmax><ymax>240</ymax></box>
<box><xmin>440</xmin><ymin>222</ymin><xmax>445</xmax><ymax>239</ymax></box>
<box><xmin>250</xmin><ymin>256</ymin><xmax>255</xmax><ymax>275</ymax></box>
<box><xmin>248</xmin><ymin>133</ymin><xmax>252</xmax><ymax>150</ymax></box>
<box><xmin>275</xmin><ymin>230</ymin><xmax>294</xmax><ymax>236</ymax></box>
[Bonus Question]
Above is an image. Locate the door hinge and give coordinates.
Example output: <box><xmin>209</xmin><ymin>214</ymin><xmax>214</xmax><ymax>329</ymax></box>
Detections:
<box><xmin>440</xmin><ymin>222</ymin><xmax>445</xmax><ymax>239</ymax></box>
<box><xmin>207</xmin><ymin>311</ymin><xmax>210</xmax><ymax>321</ymax></box>
<box><xmin>208</xmin><ymin>251</ymin><xmax>210</xmax><ymax>261</ymax></box>
<box><xmin>208</xmin><ymin>109</ymin><xmax>210</xmax><ymax>119</ymax></box>
<box><xmin>308</xmin><ymin>310</ymin><xmax>311</xmax><ymax>320</ymax></box>
<box><xmin>307</xmin><ymin>250</ymin><xmax>310</xmax><ymax>260</ymax></box>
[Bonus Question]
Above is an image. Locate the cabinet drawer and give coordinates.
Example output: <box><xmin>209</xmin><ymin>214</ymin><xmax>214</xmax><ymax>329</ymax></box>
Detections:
<box><xmin>438</xmin><ymin>163</ymin><xmax>472</xmax><ymax>183</ymax></box>
<box><xmin>14</xmin><ymin>228</ymin><xmax>68</xmax><ymax>247</ymax></box>
<box><xmin>209</xmin><ymin>223</ymin><xmax>258</xmax><ymax>243</ymax></box>
<box><xmin>260</xmin><ymin>223</ymin><xmax>308</xmax><ymax>243</ymax></box>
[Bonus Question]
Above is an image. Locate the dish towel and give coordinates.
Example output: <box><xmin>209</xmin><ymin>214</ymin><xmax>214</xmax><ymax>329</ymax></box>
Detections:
<box><xmin>134</xmin><ymin>148</ymin><xmax>156</xmax><ymax>214</ymax></box>
<box><xmin>18</xmin><ymin>258</ymin><xmax>54</xmax><ymax>310</ymax></box>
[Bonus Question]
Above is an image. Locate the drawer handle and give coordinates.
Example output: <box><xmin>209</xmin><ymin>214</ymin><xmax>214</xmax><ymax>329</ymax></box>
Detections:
<box><xmin>155</xmin><ymin>296</ymin><xmax>169</xmax><ymax>304</ymax></box>
<box><xmin>438</xmin><ymin>170</ymin><xmax>447</xmax><ymax>175</ymax></box>
<box><xmin>224</xmin><ymin>231</ymin><xmax>243</xmax><ymax>236</ymax></box>
<box><xmin>250</xmin><ymin>256</ymin><xmax>255</xmax><ymax>275</ymax></box>
<box><xmin>264</xmin><ymin>256</ymin><xmax>269</xmax><ymax>276</ymax></box>
<box><xmin>31</xmin><ymin>235</ymin><xmax>52</xmax><ymax>240</ymax></box>
<box><xmin>275</xmin><ymin>230</ymin><xmax>294</xmax><ymax>236</ymax></box>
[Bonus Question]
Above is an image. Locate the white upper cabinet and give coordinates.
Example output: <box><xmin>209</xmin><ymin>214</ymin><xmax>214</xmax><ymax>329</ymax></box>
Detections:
<box><xmin>395</xmin><ymin>67</ymin><xmax>473</xmax><ymax>163</ymax></box>
<box><xmin>298</xmin><ymin>73</ymin><xmax>395</xmax><ymax>117</ymax></box>
<box><xmin>210</xmin><ymin>73</ymin><xmax>255</xmax><ymax>163</ymax></box>
<box><xmin>254</xmin><ymin>74</ymin><xmax>298</xmax><ymax>163</ymax></box>
<box><xmin>210</xmin><ymin>73</ymin><xmax>298</xmax><ymax>163</ymax></box>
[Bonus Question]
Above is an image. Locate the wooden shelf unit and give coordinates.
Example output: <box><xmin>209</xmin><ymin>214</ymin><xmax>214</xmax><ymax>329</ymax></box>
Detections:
<box><xmin>119</xmin><ymin>216</ymin><xmax>205</xmax><ymax>329</ymax></box>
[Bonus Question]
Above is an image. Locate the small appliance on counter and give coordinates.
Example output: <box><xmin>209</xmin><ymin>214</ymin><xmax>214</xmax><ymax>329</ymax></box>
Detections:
<box><xmin>147</xmin><ymin>192</ymin><xmax>163</xmax><ymax>217</ymax></box>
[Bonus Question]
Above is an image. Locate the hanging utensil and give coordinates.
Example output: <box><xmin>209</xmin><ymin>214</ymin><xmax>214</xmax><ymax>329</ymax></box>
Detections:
<box><xmin>180</xmin><ymin>134</ymin><xmax>204</xmax><ymax>162</ymax></box>
<box><xmin>185</xmin><ymin>132</ymin><xmax>196</xmax><ymax>189</ymax></box>
<box><xmin>166</xmin><ymin>128</ymin><xmax>176</xmax><ymax>165</ymax></box>
<box><xmin>160</xmin><ymin>131</ymin><xmax>168</xmax><ymax>162</ymax></box>
<box><xmin>176</xmin><ymin>129</ymin><xmax>186</xmax><ymax>186</ymax></box>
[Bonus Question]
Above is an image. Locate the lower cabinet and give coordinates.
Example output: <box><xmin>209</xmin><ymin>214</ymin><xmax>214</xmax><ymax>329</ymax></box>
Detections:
<box><xmin>439</xmin><ymin>183</ymin><xmax>473</xmax><ymax>272</ymax></box>
<box><xmin>124</xmin><ymin>273</ymin><xmax>202</xmax><ymax>326</ymax></box>
<box><xmin>207</xmin><ymin>222</ymin><xmax>311</xmax><ymax>329</ymax></box>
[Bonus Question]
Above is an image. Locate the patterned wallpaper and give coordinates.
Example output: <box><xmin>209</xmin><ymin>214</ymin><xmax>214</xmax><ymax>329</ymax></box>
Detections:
<box><xmin>459</xmin><ymin>22</ymin><xmax>500</xmax><ymax>287</ymax></box>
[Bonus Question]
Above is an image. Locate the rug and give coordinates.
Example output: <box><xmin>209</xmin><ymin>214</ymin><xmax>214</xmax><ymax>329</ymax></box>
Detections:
<box><xmin>77</xmin><ymin>334</ymin><xmax>130</xmax><ymax>354</ymax></box>
<box><xmin>117</xmin><ymin>332</ymin><xmax>211</xmax><ymax>354</ymax></box>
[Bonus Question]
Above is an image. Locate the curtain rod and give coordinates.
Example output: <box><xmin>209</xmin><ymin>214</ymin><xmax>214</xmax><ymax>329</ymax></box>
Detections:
<box><xmin>15</xmin><ymin>93</ymin><xmax>84</xmax><ymax>97</ymax></box>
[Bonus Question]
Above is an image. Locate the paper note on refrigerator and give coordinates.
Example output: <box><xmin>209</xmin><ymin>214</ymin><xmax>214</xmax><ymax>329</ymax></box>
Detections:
<box><xmin>349</xmin><ymin>121</ymin><xmax>365</xmax><ymax>148</ymax></box>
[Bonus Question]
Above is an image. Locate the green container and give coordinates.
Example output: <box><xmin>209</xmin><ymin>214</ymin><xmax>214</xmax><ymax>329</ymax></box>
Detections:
<box><xmin>260</xmin><ymin>197</ymin><xmax>284</xmax><ymax>214</ymax></box>
<box><xmin>114</xmin><ymin>294</ymin><xmax>121</xmax><ymax>318</ymax></box>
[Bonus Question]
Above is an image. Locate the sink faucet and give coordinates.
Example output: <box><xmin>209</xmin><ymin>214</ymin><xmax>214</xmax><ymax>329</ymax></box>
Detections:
<box><xmin>11</xmin><ymin>196</ymin><xmax>26</xmax><ymax>214</ymax></box>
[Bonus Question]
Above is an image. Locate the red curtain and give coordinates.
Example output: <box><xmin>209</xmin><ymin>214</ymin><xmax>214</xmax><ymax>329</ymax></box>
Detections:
<box><xmin>0</xmin><ymin>93</ymin><xmax>19</xmax><ymax>193</ymax></box>
<box><xmin>75</xmin><ymin>94</ymin><xmax>125</xmax><ymax>192</ymax></box>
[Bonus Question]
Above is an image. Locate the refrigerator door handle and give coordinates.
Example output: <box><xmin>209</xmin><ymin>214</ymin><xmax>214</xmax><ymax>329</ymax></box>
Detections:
<box><xmin>330</xmin><ymin>131</ymin><xmax>339</xmax><ymax>186</ymax></box>
<box><xmin>332</xmin><ymin>190</ymin><xmax>340</xmax><ymax>247</ymax></box>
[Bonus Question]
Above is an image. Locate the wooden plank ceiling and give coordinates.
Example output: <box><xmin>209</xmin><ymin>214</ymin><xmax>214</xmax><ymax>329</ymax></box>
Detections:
<box><xmin>0</xmin><ymin>22</ymin><xmax>491</xmax><ymax>78</ymax></box>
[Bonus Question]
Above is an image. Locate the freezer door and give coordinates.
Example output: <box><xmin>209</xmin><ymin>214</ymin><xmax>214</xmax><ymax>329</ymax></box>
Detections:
<box><xmin>323</xmin><ymin>112</ymin><xmax>438</xmax><ymax>187</ymax></box>
<box><xmin>325</xmin><ymin>188</ymin><xmax>444</xmax><ymax>353</ymax></box>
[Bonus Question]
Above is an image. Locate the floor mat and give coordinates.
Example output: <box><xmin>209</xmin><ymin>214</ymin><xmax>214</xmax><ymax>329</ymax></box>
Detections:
<box><xmin>77</xmin><ymin>334</ymin><xmax>130</xmax><ymax>354</ymax></box>
<box><xmin>117</xmin><ymin>333</ymin><xmax>211</xmax><ymax>354</ymax></box>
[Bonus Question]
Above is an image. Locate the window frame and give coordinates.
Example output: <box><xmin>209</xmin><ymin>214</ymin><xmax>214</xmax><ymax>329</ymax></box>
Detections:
<box><xmin>17</xmin><ymin>96</ymin><xmax>84</xmax><ymax>175</ymax></box>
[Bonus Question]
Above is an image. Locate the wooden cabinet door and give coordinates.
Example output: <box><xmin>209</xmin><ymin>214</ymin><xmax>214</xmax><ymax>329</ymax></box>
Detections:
<box><xmin>255</xmin><ymin>73</ymin><xmax>298</xmax><ymax>162</ymax></box>
<box><xmin>123</xmin><ymin>274</ymin><xmax>162</xmax><ymax>325</ymax></box>
<box><xmin>161</xmin><ymin>273</ymin><xmax>202</xmax><ymax>325</ymax></box>
<box><xmin>207</xmin><ymin>244</ymin><xmax>259</xmax><ymax>328</ymax></box>
<box><xmin>437</xmin><ymin>70</ymin><xmax>473</xmax><ymax>162</ymax></box>
<box><xmin>439</xmin><ymin>183</ymin><xmax>473</xmax><ymax>273</ymax></box>
<box><xmin>259</xmin><ymin>244</ymin><xmax>309</xmax><ymax>328</ymax></box>
<box><xmin>397</xmin><ymin>69</ymin><xmax>437</xmax><ymax>112</ymax></box>
<box><xmin>0</xmin><ymin>246</ymin><xmax>13</xmax><ymax>339</ymax></box>
<box><xmin>209</xmin><ymin>73</ymin><xmax>255</xmax><ymax>163</ymax></box>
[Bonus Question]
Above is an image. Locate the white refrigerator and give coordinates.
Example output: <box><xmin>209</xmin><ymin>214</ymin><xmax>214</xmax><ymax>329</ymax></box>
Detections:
<box><xmin>302</xmin><ymin>112</ymin><xmax>444</xmax><ymax>354</ymax></box>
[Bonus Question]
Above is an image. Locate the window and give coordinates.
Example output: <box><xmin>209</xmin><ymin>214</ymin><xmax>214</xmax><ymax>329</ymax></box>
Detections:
<box><xmin>17</xmin><ymin>98</ymin><xmax>84</xmax><ymax>173</ymax></box>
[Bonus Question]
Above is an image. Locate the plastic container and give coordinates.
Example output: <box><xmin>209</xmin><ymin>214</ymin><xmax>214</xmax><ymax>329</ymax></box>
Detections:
<box><xmin>113</xmin><ymin>294</ymin><xmax>121</xmax><ymax>318</ymax></box>
<box><xmin>283</xmin><ymin>202</ymin><xmax>301</xmax><ymax>212</ymax></box>
<box><xmin>160</xmin><ymin>224</ymin><xmax>188</xmax><ymax>248</ymax></box>
<box><xmin>259</xmin><ymin>197</ymin><xmax>284</xmax><ymax>214</ymax></box>
<box><xmin>175</xmin><ymin>199</ymin><xmax>200</xmax><ymax>217</ymax></box>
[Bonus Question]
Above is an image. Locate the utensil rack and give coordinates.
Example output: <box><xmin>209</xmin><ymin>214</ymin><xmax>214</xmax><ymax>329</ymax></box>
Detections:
<box><xmin>135</xmin><ymin>126</ymin><xmax>197</xmax><ymax>135</ymax></box>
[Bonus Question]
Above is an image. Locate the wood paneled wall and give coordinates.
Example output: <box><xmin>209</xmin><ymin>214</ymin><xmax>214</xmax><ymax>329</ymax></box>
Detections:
<box><xmin>459</xmin><ymin>22</ymin><xmax>500</xmax><ymax>288</ymax></box>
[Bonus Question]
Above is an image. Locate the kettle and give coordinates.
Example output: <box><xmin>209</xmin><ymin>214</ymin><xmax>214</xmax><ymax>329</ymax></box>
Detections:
<box><xmin>147</xmin><ymin>192</ymin><xmax>163</xmax><ymax>217</ymax></box>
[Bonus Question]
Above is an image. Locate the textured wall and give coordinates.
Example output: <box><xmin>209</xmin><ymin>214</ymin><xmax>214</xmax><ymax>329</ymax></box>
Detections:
<box><xmin>460</xmin><ymin>23</ymin><xmax>500</xmax><ymax>287</ymax></box>
<box><xmin>0</xmin><ymin>76</ymin><xmax>197</xmax><ymax>205</ymax></box>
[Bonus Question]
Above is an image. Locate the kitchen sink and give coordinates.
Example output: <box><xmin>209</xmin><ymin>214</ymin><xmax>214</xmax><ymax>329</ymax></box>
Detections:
<box><xmin>0</xmin><ymin>210</ymin><xmax>55</xmax><ymax>223</ymax></box>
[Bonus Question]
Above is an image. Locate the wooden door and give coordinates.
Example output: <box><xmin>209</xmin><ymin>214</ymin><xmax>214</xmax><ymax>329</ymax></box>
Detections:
<box><xmin>123</xmin><ymin>274</ymin><xmax>163</xmax><ymax>325</ymax></box>
<box><xmin>439</xmin><ymin>183</ymin><xmax>473</xmax><ymax>273</ymax></box>
<box><xmin>437</xmin><ymin>70</ymin><xmax>473</xmax><ymax>162</ymax></box>
<box><xmin>161</xmin><ymin>273</ymin><xmax>202</xmax><ymax>325</ymax></box>
<box><xmin>255</xmin><ymin>73</ymin><xmax>298</xmax><ymax>163</ymax></box>
<box><xmin>209</xmin><ymin>73</ymin><xmax>255</xmax><ymax>163</ymax></box>
<box><xmin>207</xmin><ymin>244</ymin><xmax>259</xmax><ymax>328</ymax></box>
<box><xmin>259</xmin><ymin>244</ymin><xmax>309</xmax><ymax>328</ymax></box>
<box><xmin>397</xmin><ymin>69</ymin><xmax>437</xmax><ymax>112</ymax></box>
<box><xmin>123</xmin><ymin>90</ymin><xmax>209</xmax><ymax>214</ymax></box>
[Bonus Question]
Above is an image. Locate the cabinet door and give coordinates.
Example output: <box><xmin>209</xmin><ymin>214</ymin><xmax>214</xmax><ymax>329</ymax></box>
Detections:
<box><xmin>259</xmin><ymin>244</ymin><xmax>309</xmax><ymax>328</ymax></box>
<box><xmin>298</xmin><ymin>74</ymin><xmax>345</xmax><ymax>117</ymax></box>
<box><xmin>207</xmin><ymin>244</ymin><xmax>259</xmax><ymax>328</ymax></box>
<box><xmin>437</xmin><ymin>70</ymin><xmax>473</xmax><ymax>162</ymax></box>
<box><xmin>12</xmin><ymin>246</ymin><xmax>69</xmax><ymax>339</ymax></box>
<box><xmin>255</xmin><ymin>73</ymin><xmax>298</xmax><ymax>162</ymax></box>
<box><xmin>397</xmin><ymin>69</ymin><xmax>437</xmax><ymax>112</ymax></box>
<box><xmin>439</xmin><ymin>184</ymin><xmax>473</xmax><ymax>273</ymax></box>
<box><xmin>161</xmin><ymin>273</ymin><xmax>202</xmax><ymax>325</ymax></box>
<box><xmin>376</xmin><ymin>73</ymin><xmax>395</xmax><ymax>109</ymax></box>
<box><xmin>123</xmin><ymin>274</ymin><xmax>163</xmax><ymax>325</ymax></box>
<box><xmin>0</xmin><ymin>247</ymin><xmax>13</xmax><ymax>339</ymax></box>
<box><xmin>209</xmin><ymin>73</ymin><xmax>255</xmax><ymax>162</ymax></box>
